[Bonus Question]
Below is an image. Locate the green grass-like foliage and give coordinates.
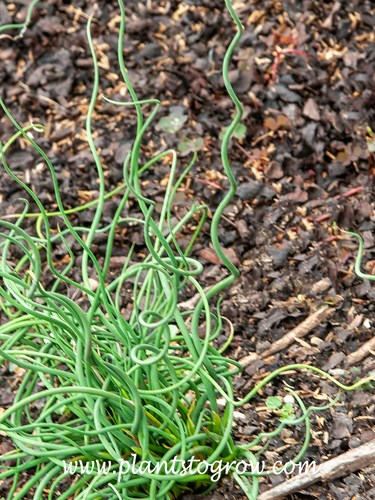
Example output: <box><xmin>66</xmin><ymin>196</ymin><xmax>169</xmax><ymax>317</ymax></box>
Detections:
<box><xmin>0</xmin><ymin>2</ymin><xmax>373</xmax><ymax>499</ymax></box>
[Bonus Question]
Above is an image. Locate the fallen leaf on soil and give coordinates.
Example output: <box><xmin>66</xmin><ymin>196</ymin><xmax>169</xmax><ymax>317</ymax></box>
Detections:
<box><xmin>264</xmin><ymin>115</ymin><xmax>291</xmax><ymax>131</ymax></box>
<box><xmin>198</xmin><ymin>247</ymin><xmax>239</xmax><ymax>266</ymax></box>
<box><xmin>265</xmin><ymin>161</ymin><xmax>284</xmax><ymax>179</ymax></box>
<box><xmin>287</xmin><ymin>187</ymin><xmax>308</xmax><ymax>203</ymax></box>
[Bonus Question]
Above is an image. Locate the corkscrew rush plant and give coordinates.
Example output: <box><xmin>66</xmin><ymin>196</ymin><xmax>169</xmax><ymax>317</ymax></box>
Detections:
<box><xmin>0</xmin><ymin>1</ymin><xmax>373</xmax><ymax>499</ymax></box>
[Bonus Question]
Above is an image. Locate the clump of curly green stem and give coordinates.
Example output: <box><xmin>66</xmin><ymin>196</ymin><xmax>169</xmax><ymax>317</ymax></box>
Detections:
<box><xmin>0</xmin><ymin>1</ymin><xmax>373</xmax><ymax>499</ymax></box>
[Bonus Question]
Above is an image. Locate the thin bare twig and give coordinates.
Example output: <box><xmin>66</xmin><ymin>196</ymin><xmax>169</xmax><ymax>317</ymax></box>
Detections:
<box><xmin>258</xmin><ymin>439</ymin><xmax>375</xmax><ymax>500</ymax></box>
<box><xmin>347</xmin><ymin>336</ymin><xmax>375</xmax><ymax>366</ymax></box>
<box><xmin>238</xmin><ymin>306</ymin><xmax>335</xmax><ymax>367</ymax></box>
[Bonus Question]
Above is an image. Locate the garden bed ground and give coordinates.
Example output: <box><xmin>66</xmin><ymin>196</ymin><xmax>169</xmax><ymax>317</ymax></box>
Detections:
<box><xmin>0</xmin><ymin>0</ymin><xmax>374</xmax><ymax>499</ymax></box>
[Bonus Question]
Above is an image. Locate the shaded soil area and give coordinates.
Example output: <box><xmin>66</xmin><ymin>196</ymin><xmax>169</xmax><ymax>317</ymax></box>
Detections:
<box><xmin>0</xmin><ymin>0</ymin><xmax>375</xmax><ymax>499</ymax></box>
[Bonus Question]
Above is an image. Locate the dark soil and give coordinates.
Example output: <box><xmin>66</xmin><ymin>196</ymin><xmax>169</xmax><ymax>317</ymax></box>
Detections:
<box><xmin>0</xmin><ymin>1</ymin><xmax>375</xmax><ymax>499</ymax></box>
